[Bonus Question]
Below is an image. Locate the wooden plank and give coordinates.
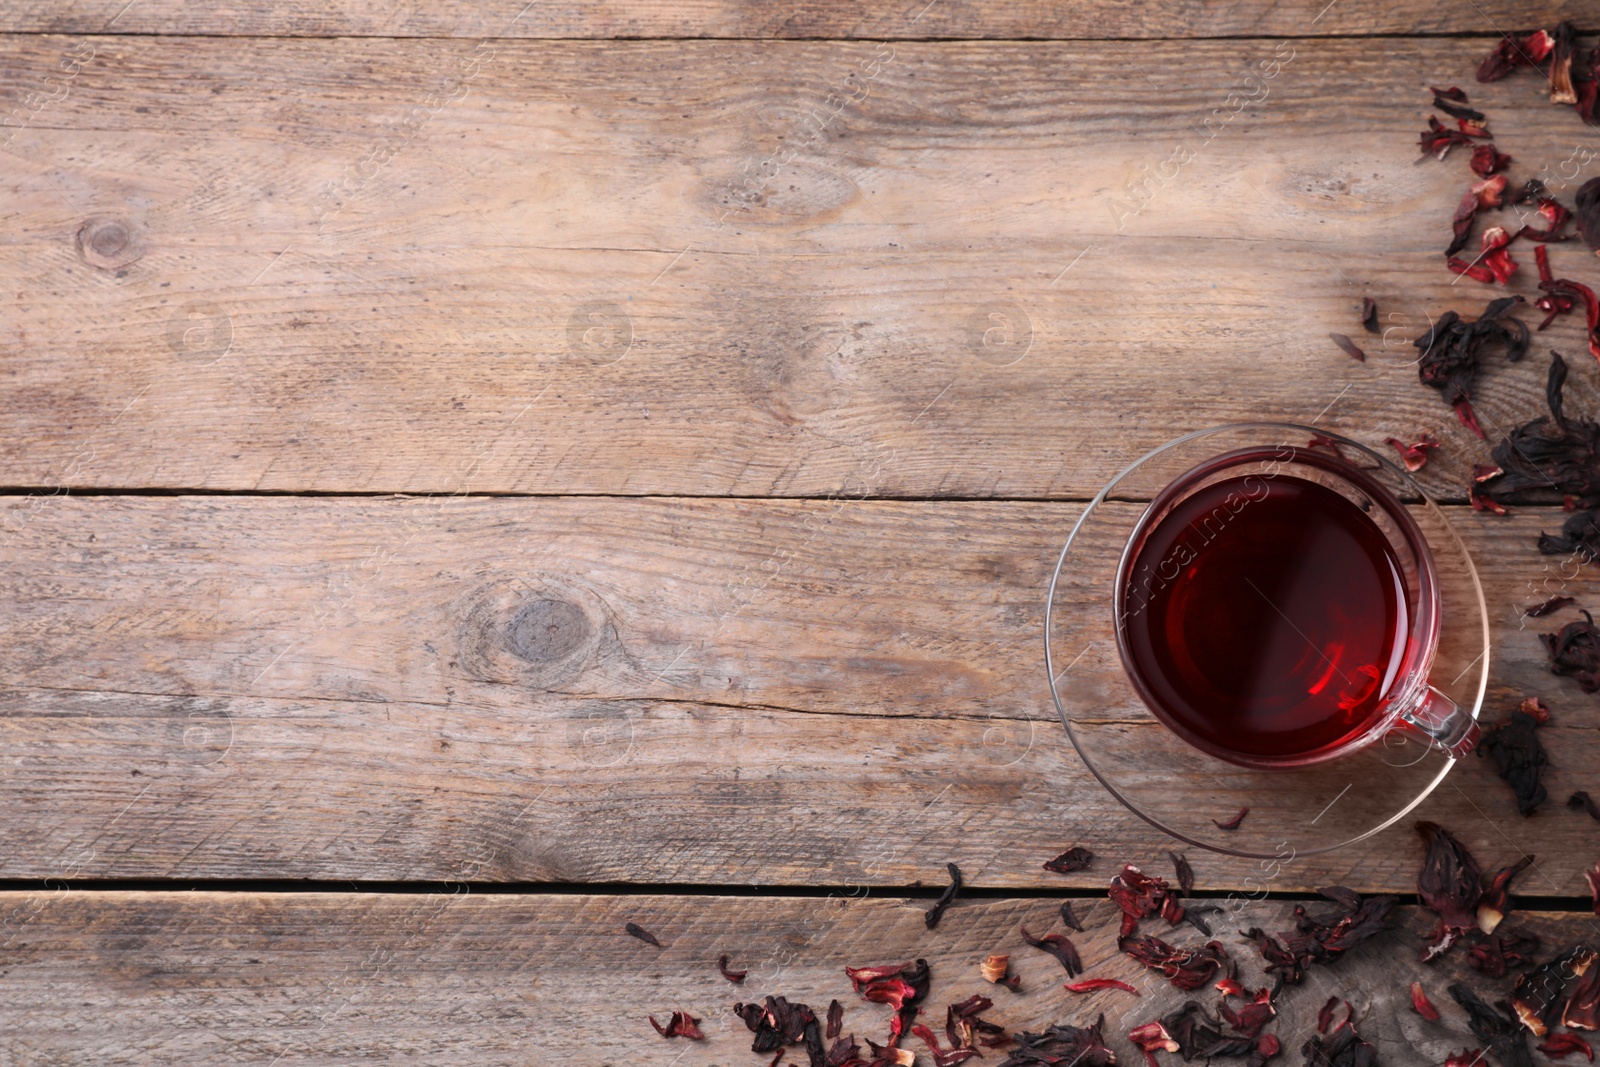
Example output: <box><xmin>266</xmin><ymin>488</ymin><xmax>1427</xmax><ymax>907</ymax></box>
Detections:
<box><xmin>1</xmin><ymin>494</ymin><xmax>1595</xmax><ymax>892</ymax></box>
<box><xmin>2</xmin><ymin>34</ymin><xmax>1597</xmax><ymax>497</ymax></box>
<box><xmin>0</xmin><ymin>1</ymin><xmax>1592</xmax><ymax>39</ymax></box>
<box><xmin>4</xmin><ymin>891</ymin><xmax>1596</xmax><ymax>1065</ymax></box>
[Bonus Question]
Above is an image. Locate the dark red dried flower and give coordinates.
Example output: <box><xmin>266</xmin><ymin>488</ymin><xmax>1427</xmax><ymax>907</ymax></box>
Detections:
<box><xmin>1119</xmin><ymin>934</ymin><xmax>1226</xmax><ymax>991</ymax></box>
<box><xmin>1478</xmin><ymin>709</ymin><xmax>1549</xmax><ymax>816</ymax></box>
<box><xmin>1251</xmin><ymin>1032</ymin><xmax>1282</xmax><ymax>1066</ymax></box>
<box><xmin>1537</xmin><ymin>275</ymin><xmax>1600</xmax><ymax>362</ymax></box>
<box><xmin>1058</xmin><ymin>900</ymin><xmax>1083</xmax><ymax>932</ymax></box>
<box><xmin>1478</xmin><ymin>226</ymin><xmax>1519</xmax><ymax>285</ymax></box>
<box><xmin>1020</xmin><ymin>924</ymin><xmax>1082</xmax><ymax>977</ymax></box>
<box><xmin>1129</xmin><ymin>1020</ymin><xmax>1179</xmax><ymax>1067</ymax></box>
<box><xmin>826</xmin><ymin>999</ymin><xmax>842</xmax><ymax>1040</ymax></box>
<box><xmin>1168</xmin><ymin>851</ymin><xmax>1194</xmax><ymax>894</ymax></box>
<box><xmin>1550</xmin><ymin>21</ymin><xmax>1580</xmax><ymax>105</ymax></box>
<box><xmin>735</xmin><ymin>996</ymin><xmax>825</xmax><ymax>1062</ymax></box>
<box><xmin>1414</xmin><ymin>297</ymin><xmax>1528</xmax><ymax>438</ymax></box>
<box><xmin>1472</xmin><ymin>143</ymin><xmax>1514</xmax><ymax>176</ymax></box>
<box><xmin>1243</xmin><ymin>887</ymin><xmax>1392</xmax><ymax>984</ymax></box>
<box><xmin>913</xmin><ymin>1023</ymin><xmax>978</xmax><ymax>1067</ymax></box>
<box><xmin>1161</xmin><ymin>1001</ymin><xmax>1256</xmax><ymax>1059</ymax></box>
<box><xmin>1452</xmin><ymin>983</ymin><xmax>1534</xmax><ymax>1067</ymax></box>
<box><xmin>1540</xmin><ymin>1033</ymin><xmax>1596</xmax><ymax>1061</ymax></box>
<box><xmin>649</xmin><ymin>1011</ymin><xmax>704</xmax><ymax>1039</ymax></box>
<box><xmin>1479</xmin><ymin>854</ymin><xmax>1534</xmax><ymax>933</ymax></box>
<box><xmin>1214</xmin><ymin>807</ymin><xmax>1248</xmax><ymax>830</ymax></box>
<box><xmin>1514</xmin><ymin>945</ymin><xmax>1597</xmax><ymax>1036</ymax></box>
<box><xmin>925</xmin><ymin>862</ymin><xmax>962</xmax><ymax>930</ymax></box>
<box><xmin>1449</xmin><ymin>186</ymin><xmax>1482</xmax><ymax>256</ymax></box>
<box><xmin>945</xmin><ymin>993</ymin><xmax>1007</xmax><ymax>1053</ymax></box>
<box><xmin>1450</xmin><ymin>256</ymin><xmax>1496</xmax><ymax>284</ymax></box>
<box><xmin>845</xmin><ymin>958</ymin><xmax>929</xmax><ymax>1016</ymax></box>
<box><xmin>1301</xmin><ymin>1019</ymin><xmax>1379</xmax><ymax>1066</ymax></box>
<box><xmin>1417</xmin><ymin>821</ymin><xmax>1484</xmax><ymax>961</ymax></box>
<box><xmin>1470</xmin><ymin>928</ymin><xmax>1541</xmax><ymax>978</ymax></box>
<box><xmin>1386</xmin><ymin>434</ymin><xmax>1440</xmax><ymax>472</ymax></box>
<box><xmin>1477</xmin><ymin>28</ymin><xmax>1556</xmax><ymax>82</ymax></box>
<box><xmin>1481</xmin><ymin>353</ymin><xmax>1600</xmax><ymax>508</ymax></box>
<box><xmin>1218</xmin><ymin>984</ymin><xmax>1276</xmax><ymax>1039</ymax></box>
<box><xmin>1520</xmin><ymin>197</ymin><xmax>1573</xmax><ymax>242</ymax></box>
<box><xmin>1421</xmin><ymin>116</ymin><xmax>1484</xmax><ymax>160</ymax></box>
<box><xmin>1042</xmin><ymin>847</ymin><xmax>1093</xmax><ymax>874</ymax></box>
<box><xmin>1567</xmin><ymin>955</ymin><xmax>1600</xmax><ymax>1030</ymax></box>
<box><xmin>1065</xmin><ymin>978</ymin><xmax>1139</xmax><ymax>996</ymax></box>
<box><xmin>1329</xmin><ymin>332</ymin><xmax>1366</xmax><ymax>361</ymax></box>
<box><xmin>1000</xmin><ymin>1018</ymin><xmax>1115</xmax><ymax>1067</ymax></box>
<box><xmin>1316</xmin><ymin>995</ymin><xmax>1340</xmax><ymax>1033</ymax></box>
<box><xmin>1108</xmin><ymin>864</ymin><xmax>1176</xmax><ymax>937</ymax></box>
<box><xmin>1542</xmin><ymin>512</ymin><xmax>1600</xmax><ymax>563</ymax></box>
<box><xmin>1543</xmin><ymin>611</ymin><xmax>1600</xmax><ymax>692</ymax></box>
<box><xmin>1412</xmin><ymin>982</ymin><xmax>1442</xmax><ymax>1020</ymax></box>
<box><xmin>626</xmin><ymin>921</ymin><xmax>662</xmax><ymax>947</ymax></box>
<box><xmin>1361</xmin><ymin>297</ymin><xmax>1379</xmax><ymax>333</ymax></box>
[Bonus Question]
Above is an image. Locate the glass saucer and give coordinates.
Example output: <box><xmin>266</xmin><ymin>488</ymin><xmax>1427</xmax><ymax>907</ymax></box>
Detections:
<box><xmin>1044</xmin><ymin>423</ymin><xmax>1489</xmax><ymax>859</ymax></box>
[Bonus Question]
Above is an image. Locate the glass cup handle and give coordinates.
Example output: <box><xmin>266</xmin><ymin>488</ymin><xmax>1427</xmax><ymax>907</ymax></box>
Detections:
<box><xmin>1391</xmin><ymin>685</ymin><xmax>1480</xmax><ymax>759</ymax></box>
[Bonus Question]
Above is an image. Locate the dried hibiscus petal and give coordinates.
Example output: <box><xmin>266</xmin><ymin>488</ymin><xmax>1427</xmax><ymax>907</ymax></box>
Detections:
<box><xmin>1452</xmin><ymin>983</ymin><xmax>1535</xmax><ymax>1067</ymax></box>
<box><xmin>1386</xmin><ymin>434</ymin><xmax>1440</xmax><ymax>472</ymax></box>
<box><xmin>1301</xmin><ymin>1019</ymin><xmax>1379</xmax><ymax>1065</ymax></box>
<box><xmin>1059</xmin><ymin>900</ymin><xmax>1083</xmax><ymax>932</ymax></box>
<box><xmin>1478</xmin><ymin>29</ymin><xmax>1557</xmax><ymax>82</ymax></box>
<box><xmin>1481</xmin><ymin>352</ymin><xmax>1600</xmax><ymax>509</ymax></box>
<box><xmin>925</xmin><ymin>862</ymin><xmax>962</xmax><ymax>930</ymax></box>
<box><xmin>626</xmin><ymin>921</ymin><xmax>662</xmax><ymax>946</ymax></box>
<box><xmin>1478</xmin><ymin>855</ymin><xmax>1534</xmax><ymax>933</ymax></box>
<box><xmin>1520</xmin><ymin>197</ymin><xmax>1573</xmax><ymax>242</ymax></box>
<box><xmin>1528</xmin><ymin>594</ymin><xmax>1579</xmax><ymax>617</ymax></box>
<box><xmin>719</xmin><ymin>953</ymin><xmax>748</xmax><ymax>983</ymax></box>
<box><xmin>1160</xmin><ymin>1001</ymin><xmax>1255</xmax><ymax>1059</ymax></box>
<box><xmin>1043</xmin><ymin>847</ymin><xmax>1093</xmax><ymax>874</ymax></box>
<box><xmin>1020</xmin><ymin>924</ymin><xmax>1082</xmax><ymax>977</ymax></box>
<box><xmin>1168</xmin><ymin>851</ymin><xmax>1194</xmax><ymax>894</ymax></box>
<box><xmin>1538</xmin><ymin>275</ymin><xmax>1600</xmax><ymax>361</ymax></box>
<box><xmin>1119</xmin><ymin>934</ymin><xmax>1226</xmax><ymax>990</ymax></box>
<box><xmin>1478</xmin><ymin>708</ymin><xmax>1549</xmax><ymax>816</ymax></box>
<box><xmin>912</xmin><ymin>1023</ymin><xmax>978</xmax><ymax>1067</ymax></box>
<box><xmin>1568</xmin><ymin>955</ymin><xmax>1600</xmax><ymax>1030</ymax></box>
<box><xmin>1214</xmin><ymin>807</ymin><xmax>1248</xmax><ymax>830</ymax></box>
<box><xmin>1475</xmin><ymin>174</ymin><xmax>1509</xmax><ymax>207</ymax></box>
<box><xmin>1412</xmin><ymin>981</ymin><xmax>1442</xmax><ymax>1020</ymax></box>
<box><xmin>1065</xmin><ymin>978</ymin><xmax>1139</xmax><ymax>996</ymax></box>
<box><xmin>1005</xmin><ymin>1018</ymin><xmax>1116</xmax><ymax>1067</ymax></box>
<box><xmin>826</xmin><ymin>999</ymin><xmax>842</xmax><ymax>1039</ymax></box>
<box><xmin>1251</xmin><ymin>1032</ymin><xmax>1281</xmax><ymax>1066</ymax></box>
<box><xmin>1417</xmin><ymin>821</ymin><xmax>1484</xmax><ymax>961</ymax></box>
<box><xmin>1540</xmin><ymin>1034</ymin><xmax>1596</xmax><ymax>1061</ymax></box>
<box><xmin>1514</xmin><ymin>946</ymin><xmax>1597</xmax><ymax>1036</ymax></box>
<box><xmin>1480</xmin><ymin>226</ymin><xmax>1519</xmax><ymax>285</ymax></box>
<box><xmin>1450</xmin><ymin>256</ymin><xmax>1497</xmax><ymax>284</ymax></box>
<box><xmin>1543</xmin><ymin>610</ymin><xmax>1600</xmax><ymax>692</ymax></box>
<box><xmin>1330</xmin><ymin>332</ymin><xmax>1365</xmax><ymax>361</ymax></box>
<box><xmin>1361</xmin><ymin>297</ymin><xmax>1379</xmax><ymax>333</ymax></box>
<box><xmin>981</xmin><ymin>953</ymin><xmax>1020</xmax><ymax>992</ymax></box>
<box><xmin>1541</xmin><ymin>511</ymin><xmax>1600</xmax><ymax>562</ymax></box>
<box><xmin>1449</xmin><ymin>186</ymin><xmax>1481</xmax><ymax>256</ymax></box>
<box><xmin>649</xmin><ymin>1010</ymin><xmax>705</xmax><ymax>1039</ymax></box>
<box><xmin>1129</xmin><ymin>1020</ymin><xmax>1179</xmax><ymax>1067</ymax></box>
<box><xmin>1472</xmin><ymin>928</ymin><xmax>1541</xmax><ymax>978</ymax></box>
<box><xmin>1109</xmin><ymin>864</ymin><xmax>1174</xmax><ymax>937</ymax></box>
<box><xmin>1422</xmin><ymin>116</ymin><xmax>1482</xmax><ymax>161</ymax></box>
<box><xmin>1472</xmin><ymin>144</ymin><xmax>1514</xmax><ymax>176</ymax></box>
<box><xmin>1551</xmin><ymin>21</ymin><xmax>1580</xmax><ymax>105</ymax></box>
<box><xmin>1414</xmin><ymin>297</ymin><xmax>1529</xmax><ymax>438</ymax></box>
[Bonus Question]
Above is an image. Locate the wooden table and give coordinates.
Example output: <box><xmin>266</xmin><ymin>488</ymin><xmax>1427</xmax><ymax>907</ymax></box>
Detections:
<box><xmin>5</xmin><ymin>2</ymin><xmax>1600</xmax><ymax>1062</ymax></box>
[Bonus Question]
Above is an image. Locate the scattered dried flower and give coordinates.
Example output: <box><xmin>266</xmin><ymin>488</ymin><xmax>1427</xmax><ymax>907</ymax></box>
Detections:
<box><xmin>1330</xmin><ymin>332</ymin><xmax>1366</xmax><ymax>361</ymax></box>
<box><xmin>1065</xmin><ymin>978</ymin><xmax>1139</xmax><ymax>996</ymax></box>
<box><xmin>649</xmin><ymin>1010</ymin><xmax>705</xmax><ymax>1039</ymax></box>
<box><xmin>626</xmin><ymin>922</ymin><xmax>662</xmax><ymax>947</ymax></box>
<box><xmin>1451</xmin><ymin>982</ymin><xmax>1535</xmax><ymax>1067</ymax></box>
<box><xmin>1543</xmin><ymin>610</ymin><xmax>1600</xmax><ymax>692</ymax></box>
<box><xmin>926</xmin><ymin>862</ymin><xmax>962</xmax><ymax>930</ymax></box>
<box><xmin>1478</xmin><ymin>708</ymin><xmax>1549</xmax><ymax>816</ymax></box>
<box><xmin>1119</xmin><ymin>934</ymin><xmax>1227</xmax><ymax>990</ymax></box>
<box><xmin>1020</xmin><ymin>925</ymin><xmax>1082</xmax><ymax>977</ymax></box>
<box><xmin>1541</xmin><ymin>511</ymin><xmax>1600</xmax><ymax>562</ymax></box>
<box><xmin>1479</xmin><ymin>855</ymin><xmax>1534</xmax><ymax>933</ymax></box>
<box><xmin>1361</xmin><ymin>297</ymin><xmax>1379</xmax><ymax>333</ymax></box>
<box><xmin>1214</xmin><ymin>807</ymin><xmax>1249</xmax><ymax>831</ymax></box>
<box><xmin>718</xmin><ymin>953</ymin><xmax>748</xmax><ymax>983</ymax></box>
<box><xmin>1417</xmin><ymin>821</ymin><xmax>1484</xmax><ymax>961</ymax></box>
<box><xmin>1386</xmin><ymin>434</ymin><xmax>1440</xmax><ymax>472</ymax></box>
<box><xmin>1539</xmin><ymin>1033</ymin><xmax>1596</xmax><ymax>1061</ymax></box>
<box><xmin>1043</xmin><ymin>847</ymin><xmax>1093</xmax><ymax>874</ymax></box>
<box><xmin>1412</xmin><ymin>982</ymin><xmax>1442</xmax><ymax>1020</ymax></box>
<box><xmin>981</xmin><ymin>954</ymin><xmax>1020</xmax><ymax>992</ymax></box>
<box><xmin>1472</xmin><ymin>143</ymin><xmax>1514</xmax><ymax>176</ymax></box>
<box><xmin>1059</xmin><ymin>900</ymin><xmax>1084</xmax><ymax>932</ymax></box>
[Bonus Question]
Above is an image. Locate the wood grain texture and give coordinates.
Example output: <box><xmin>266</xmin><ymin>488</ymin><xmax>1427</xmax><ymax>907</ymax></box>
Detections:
<box><xmin>0</xmin><ymin>494</ymin><xmax>1593</xmax><ymax>891</ymax></box>
<box><xmin>3</xmin><ymin>891</ymin><xmax>1596</xmax><ymax>1065</ymax></box>
<box><xmin>3</xmin><ymin>35</ymin><xmax>1600</xmax><ymax>496</ymax></box>
<box><xmin>0</xmin><ymin>1</ymin><xmax>1593</xmax><ymax>39</ymax></box>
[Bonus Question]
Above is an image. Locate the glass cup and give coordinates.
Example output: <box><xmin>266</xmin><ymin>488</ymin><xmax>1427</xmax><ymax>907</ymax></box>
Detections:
<box><xmin>1045</xmin><ymin>423</ymin><xmax>1489</xmax><ymax>858</ymax></box>
<box><xmin>1112</xmin><ymin>442</ymin><xmax>1479</xmax><ymax>769</ymax></box>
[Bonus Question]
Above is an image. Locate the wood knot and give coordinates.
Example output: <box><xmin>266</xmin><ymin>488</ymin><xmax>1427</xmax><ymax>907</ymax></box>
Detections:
<box><xmin>453</xmin><ymin>577</ymin><xmax>613</xmax><ymax>689</ymax></box>
<box><xmin>507</xmin><ymin>598</ymin><xmax>593</xmax><ymax>664</ymax></box>
<box><xmin>76</xmin><ymin>217</ymin><xmax>142</xmax><ymax>269</ymax></box>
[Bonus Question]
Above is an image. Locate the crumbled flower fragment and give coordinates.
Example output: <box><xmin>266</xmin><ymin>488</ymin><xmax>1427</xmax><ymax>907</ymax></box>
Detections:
<box><xmin>1477</xmin><ymin>29</ymin><xmax>1556</xmax><ymax>82</ymax></box>
<box><xmin>1414</xmin><ymin>297</ymin><xmax>1529</xmax><ymax>438</ymax></box>
<box><xmin>1452</xmin><ymin>983</ymin><xmax>1535</xmax><ymax>1067</ymax></box>
<box><xmin>1000</xmin><ymin>1018</ymin><xmax>1116</xmax><ymax>1067</ymax></box>
<box><xmin>1527</xmin><ymin>594</ymin><xmax>1578</xmax><ymax>617</ymax></box>
<box><xmin>1109</xmin><ymin>864</ymin><xmax>1176</xmax><ymax>937</ymax></box>
<box><xmin>1475</xmin><ymin>174</ymin><xmax>1509</xmax><ymax>207</ymax></box>
<box><xmin>1519</xmin><ymin>197</ymin><xmax>1572</xmax><ymax>242</ymax></box>
<box><xmin>1471</xmin><ymin>928</ymin><xmax>1541</xmax><ymax>977</ymax></box>
<box><xmin>1567</xmin><ymin>953</ymin><xmax>1600</xmax><ymax>1030</ymax></box>
<box><xmin>1059</xmin><ymin>900</ymin><xmax>1083</xmax><ymax>932</ymax></box>
<box><xmin>1119</xmin><ymin>934</ymin><xmax>1226</xmax><ymax>990</ymax></box>
<box><xmin>1129</xmin><ymin>1020</ymin><xmax>1179</xmax><ymax>1067</ymax></box>
<box><xmin>1168</xmin><ymin>851</ymin><xmax>1194</xmax><ymax>894</ymax></box>
<box><xmin>1385</xmin><ymin>434</ymin><xmax>1440</xmax><ymax>472</ymax></box>
<box><xmin>649</xmin><ymin>1011</ymin><xmax>705</xmax><ymax>1039</ymax></box>
<box><xmin>981</xmin><ymin>954</ymin><xmax>1020</xmax><ymax>992</ymax></box>
<box><xmin>1361</xmin><ymin>297</ymin><xmax>1379</xmax><ymax>333</ymax></box>
<box><xmin>1472</xmin><ymin>143</ymin><xmax>1513</xmax><ymax>176</ymax></box>
<box><xmin>719</xmin><ymin>954</ymin><xmax>748</xmax><ymax>983</ymax></box>
<box><xmin>1481</xmin><ymin>354</ymin><xmax>1600</xmax><ymax>510</ymax></box>
<box><xmin>1514</xmin><ymin>946</ymin><xmax>1597</xmax><ymax>1036</ymax></box>
<box><xmin>1330</xmin><ymin>332</ymin><xmax>1366</xmax><ymax>361</ymax></box>
<box><xmin>1480</xmin><ymin>226</ymin><xmax>1519</xmax><ymax>285</ymax></box>
<box><xmin>1043</xmin><ymin>847</ymin><xmax>1093</xmax><ymax>874</ymax></box>
<box><xmin>625</xmin><ymin>922</ymin><xmax>662</xmax><ymax>947</ymax></box>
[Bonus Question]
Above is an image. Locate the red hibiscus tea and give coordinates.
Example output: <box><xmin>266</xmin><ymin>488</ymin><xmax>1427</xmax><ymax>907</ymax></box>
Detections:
<box><xmin>1114</xmin><ymin>447</ymin><xmax>1427</xmax><ymax>766</ymax></box>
